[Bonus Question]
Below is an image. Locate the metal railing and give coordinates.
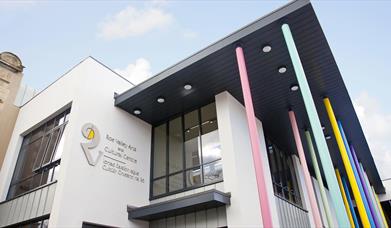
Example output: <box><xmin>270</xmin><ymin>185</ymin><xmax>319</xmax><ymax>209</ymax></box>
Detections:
<box><xmin>275</xmin><ymin>194</ymin><xmax>311</xmax><ymax>228</ymax></box>
<box><xmin>0</xmin><ymin>181</ymin><xmax>57</xmax><ymax>227</ymax></box>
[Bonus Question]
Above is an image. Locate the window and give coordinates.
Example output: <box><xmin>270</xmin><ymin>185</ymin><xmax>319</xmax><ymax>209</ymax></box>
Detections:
<box><xmin>18</xmin><ymin>217</ymin><xmax>49</xmax><ymax>228</ymax></box>
<box><xmin>266</xmin><ymin>140</ymin><xmax>302</xmax><ymax>206</ymax></box>
<box><xmin>7</xmin><ymin>109</ymin><xmax>70</xmax><ymax>200</ymax></box>
<box><xmin>151</xmin><ymin>103</ymin><xmax>222</xmax><ymax>198</ymax></box>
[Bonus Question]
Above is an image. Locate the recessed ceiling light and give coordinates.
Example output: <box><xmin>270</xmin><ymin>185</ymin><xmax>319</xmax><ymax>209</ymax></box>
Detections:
<box><xmin>325</xmin><ymin>135</ymin><xmax>332</xmax><ymax>140</ymax></box>
<box><xmin>278</xmin><ymin>66</ymin><xmax>287</xmax><ymax>74</ymax></box>
<box><xmin>322</xmin><ymin>125</ymin><xmax>325</xmax><ymax>130</ymax></box>
<box><xmin>262</xmin><ymin>45</ymin><xmax>272</xmax><ymax>53</ymax></box>
<box><xmin>157</xmin><ymin>97</ymin><xmax>165</xmax><ymax>103</ymax></box>
<box><xmin>133</xmin><ymin>109</ymin><xmax>141</xmax><ymax>115</ymax></box>
<box><xmin>184</xmin><ymin>84</ymin><xmax>192</xmax><ymax>90</ymax></box>
<box><xmin>290</xmin><ymin>84</ymin><xmax>299</xmax><ymax>92</ymax></box>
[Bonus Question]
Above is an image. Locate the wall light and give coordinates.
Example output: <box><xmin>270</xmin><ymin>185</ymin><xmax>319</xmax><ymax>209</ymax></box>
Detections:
<box><xmin>157</xmin><ymin>97</ymin><xmax>165</xmax><ymax>103</ymax></box>
<box><xmin>184</xmin><ymin>84</ymin><xmax>192</xmax><ymax>90</ymax></box>
<box><xmin>133</xmin><ymin>109</ymin><xmax>141</xmax><ymax>115</ymax></box>
<box><xmin>325</xmin><ymin>135</ymin><xmax>332</xmax><ymax>140</ymax></box>
<box><xmin>290</xmin><ymin>84</ymin><xmax>299</xmax><ymax>92</ymax></box>
<box><xmin>262</xmin><ymin>45</ymin><xmax>272</xmax><ymax>53</ymax></box>
<box><xmin>278</xmin><ymin>66</ymin><xmax>287</xmax><ymax>74</ymax></box>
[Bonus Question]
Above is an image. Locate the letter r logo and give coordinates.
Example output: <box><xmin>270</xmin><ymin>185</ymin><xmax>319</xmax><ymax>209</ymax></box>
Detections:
<box><xmin>81</xmin><ymin>123</ymin><xmax>103</xmax><ymax>166</ymax></box>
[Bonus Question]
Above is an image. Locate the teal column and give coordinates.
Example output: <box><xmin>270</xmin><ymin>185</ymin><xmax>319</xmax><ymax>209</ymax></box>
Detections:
<box><xmin>281</xmin><ymin>23</ymin><xmax>350</xmax><ymax>227</ymax></box>
<box><xmin>342</xmin><ymin>177</ymin><xmax>359</xmax><ymax>228</ymax></box>
<box><xmin>304</xmin><ymin>130</ymin><xmax>334</xmax><ymax>227</ymax></box>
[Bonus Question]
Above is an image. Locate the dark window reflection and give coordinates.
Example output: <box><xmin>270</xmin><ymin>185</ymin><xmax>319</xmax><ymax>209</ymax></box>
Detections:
<box><xmin>151</xmin><ymin>102</ymin><xmax>223</xmax><ymax>198</ymax></box>
<box><xmin>7</xmin><ymin>109</ymin><xmax>70</xmax><ymax>200</ymax></box>
<box><xmin>266</xmin><ymin>140</ymin><xmax>302</xmax><ymax>206</ymax></box>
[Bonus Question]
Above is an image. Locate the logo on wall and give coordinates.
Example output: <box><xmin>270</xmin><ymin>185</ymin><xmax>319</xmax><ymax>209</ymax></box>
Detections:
<box><xmin>81</xmin><ymin>123</ymin><xmax>103</xmax><ymax>166</ymax></box>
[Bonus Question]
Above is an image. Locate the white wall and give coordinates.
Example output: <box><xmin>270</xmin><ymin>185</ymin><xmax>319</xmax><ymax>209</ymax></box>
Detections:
<box><xmin>215</xmin><ymin>91</ymin><xmax>279</xmax><ymax>227</ymax></box>
<box><xmin>0</xmin><ymin>57</ymin><xmax>152</xmax><ymax>228</ymax></box>
<box><xmin>379</xmin><ymin>179</ymin><xmax>391</xmax><ymax>202</ymax></box>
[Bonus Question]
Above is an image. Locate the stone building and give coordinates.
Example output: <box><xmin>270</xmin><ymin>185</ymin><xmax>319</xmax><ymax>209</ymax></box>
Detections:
<box><xmin>0</xmin><ymin>52</ymin><xmax>24</xmax><ymax>169</ymax></box>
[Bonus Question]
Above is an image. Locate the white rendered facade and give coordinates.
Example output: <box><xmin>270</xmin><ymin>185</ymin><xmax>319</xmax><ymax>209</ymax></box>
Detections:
<box><xmin>0</xmin><ymin>57</ymin><xmax>327</xmax><ymax>227</ymax></box>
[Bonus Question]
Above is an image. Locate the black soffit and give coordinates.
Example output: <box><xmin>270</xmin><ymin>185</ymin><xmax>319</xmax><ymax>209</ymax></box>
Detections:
<box><xmin>115</xmin><ymin>0</ymin><xmax>384</xmax><ymax>193</ymax></box>
<box><xmin>127</xmin><ymin>190</ymin><xmax>231</xmax><ymax>221</ymax></box>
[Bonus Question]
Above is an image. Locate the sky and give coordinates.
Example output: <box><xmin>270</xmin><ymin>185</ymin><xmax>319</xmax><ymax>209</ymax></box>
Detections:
<box><xmin>1</xmin><ymin>1</ymin><xmax>390</xmax><ymax>180</ymax></box>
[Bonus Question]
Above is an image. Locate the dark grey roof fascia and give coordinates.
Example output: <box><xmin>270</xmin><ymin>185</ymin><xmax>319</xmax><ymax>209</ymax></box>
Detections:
<box><xmin>127</xmin><ymin>190</ymin><xmax>231</xmax><ymax>221</ymax></box>
<box><xmin>114</xmin><ymin>0</ymin><xmax>310</xmax><ymax>106</ymax></box>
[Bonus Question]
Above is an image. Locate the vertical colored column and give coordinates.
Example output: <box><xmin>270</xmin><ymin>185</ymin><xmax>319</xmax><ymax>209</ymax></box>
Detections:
<box><xmin>371</xmin><ymin>185</ymin><xmax>389</xmax><ymax>228</ymax></box>
<box><xmin>349</xmin><ymin>144</ymin><xmax>381</xmax><ymax>227</ymax></box>
<box><xmin>323</xmin><ymin>97</ymin><xmax>370</xmax><ymax>227</ymax></box>
<box><xmin>335</xmin><ymin>169</ymin><xmax>356</xmax><ymax>227</ymax></box>
<box><xmin>360</xmin><ymin>163</ymin><xmax>387</xmax><ymax>227</ymax></box>
<box><xmin>304</xmin><ymin>130</ymin><xmax>334</xmax><ymax>227</ymax></box>
<box><xmin>342</xmin><ymin>177</ymin><xmax>360</xmax><ymax>228</ymax></box>
<box><xmin>235</xmin><ymin>46</ymin><xmax>273</xmax><ymax>227</ymax></box>
<box><xmin>281</xmin><ymin>23</ymin><xmax>350</xmax><ymax>227</ymax></box>
<box><xmin>288</xmin><ymin>111</ymin><xmax>323</xmax><ymax>227</ymax></box>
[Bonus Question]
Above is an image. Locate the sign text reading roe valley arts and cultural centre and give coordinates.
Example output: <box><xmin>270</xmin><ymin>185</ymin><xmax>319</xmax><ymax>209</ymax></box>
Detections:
<box><xmin>100</xmin><ymin>133</ymin><xmax>145</xmax><ymax>184</ymax></box>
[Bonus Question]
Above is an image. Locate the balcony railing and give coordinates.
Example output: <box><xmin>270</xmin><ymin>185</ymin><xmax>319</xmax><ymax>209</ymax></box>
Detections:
<box><xmin>275</xmin><ymin>194</ymin><xmax>310</xmax><ymax>228</ymax></box>
<box><xmin>0</xmin><ymin>181</ymin><xmax>57</xmax><ymax>227</ymax></box>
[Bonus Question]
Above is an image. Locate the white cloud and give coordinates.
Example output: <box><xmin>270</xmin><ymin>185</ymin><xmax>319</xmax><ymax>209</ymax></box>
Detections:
<box><xmin>115</xmin><ymin>58</ymin><xmax>152</xmax><ymax>85</ymax></box>
<box><xmin>353</xmin><ymin>91</ymin><xmax>391</xmax><ymax>180</ymax></box>
<box><xmin>0</xmin><ymin>1</ymin><xmax>36</xmax><ymax>10</ymax></box>
<box><xmin>98</xmin><ymin>4</ymin><xmax>173</xmax><ymax>40</ymax></box>
<box><xmin>182</xmin><ymin>29</ymin><xmax>198</xmax><ymax>39</ymax></box>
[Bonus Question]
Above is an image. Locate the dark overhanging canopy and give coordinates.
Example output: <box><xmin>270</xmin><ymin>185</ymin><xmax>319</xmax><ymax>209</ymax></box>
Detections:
<box><xmin>128</xmin><ymin>190</ymin><xmax>230</xmax><ymax>221</ymax></box>
<box><xmin>115</xmin><ymin>0</ymin><xmax>385</xmax><ymax>193</ymax></box>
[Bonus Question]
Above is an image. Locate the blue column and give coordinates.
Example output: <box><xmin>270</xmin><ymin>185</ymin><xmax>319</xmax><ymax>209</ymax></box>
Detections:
<box><xmin>342</xmin><ymin>176</ymin><xmax>359</xmax><ymax>228</ymax></box>
<box><xmin>337</xmin><ymin>121</ymin><xmax>376</xmax><ymax>227</ymax></box>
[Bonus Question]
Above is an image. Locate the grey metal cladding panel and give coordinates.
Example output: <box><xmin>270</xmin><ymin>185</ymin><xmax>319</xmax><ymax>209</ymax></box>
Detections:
<box><xmin>0</xmin><ymin>201</ymin><xmax>12</xmax><ymax>227</ymax></box>
<box><xmin>128</xmin><ymin>190</ymin><xmax>230</xmax><ymax>221</ymax></box>
<box><xmin>37</xmin><ymin>186</ymin><xmax>48</xmax><ymax>216</ymax></box>
<box><xmin>43</xmin><ymin>183</ymin><xmax>56</xmax><ymax>215</ymax></box>
<box><xmin>114</xmin><ymin>0</ymin><xmax>310</xmax><ymax>105</ymax></box>
<box><xmin>24</xmin><ymin>191</ymin><xmax>35</xmax><ymax>221</ymax></box>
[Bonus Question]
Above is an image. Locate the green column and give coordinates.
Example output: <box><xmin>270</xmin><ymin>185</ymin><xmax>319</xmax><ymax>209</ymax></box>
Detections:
<box><xmin>282</xmin><ymin>23</ymin><xmax>350</xmax><ymax>227</ymax></box>
<box><xmin>305</xmin><ymin>130</ymin><xmax>334</xmax><ymax>227</ymax></box>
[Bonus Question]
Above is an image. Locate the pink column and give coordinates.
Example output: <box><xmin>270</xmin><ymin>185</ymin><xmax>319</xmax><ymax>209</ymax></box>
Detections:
<box><xmin>288</xmin><ymin>111</ymin><xmax>323</xmax><ymax>227</ymax></box>
<box><xmin>235</xmin><ymin>46</ymin><xmax>273</xmax><ymax>227</ymax></box>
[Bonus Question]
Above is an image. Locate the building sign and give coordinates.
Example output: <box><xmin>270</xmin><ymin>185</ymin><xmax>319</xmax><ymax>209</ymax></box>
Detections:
<box><xmin>80</xmin><ymin>123</ymin><xmax>144</xmax><ymax>183</ymax></box>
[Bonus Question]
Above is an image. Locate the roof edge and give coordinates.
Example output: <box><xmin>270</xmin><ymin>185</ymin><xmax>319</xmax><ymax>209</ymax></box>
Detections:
<box><xmin>114</xmin><ymin>0</ymin><xmax>310</xmax><ymax>106</ymax></box>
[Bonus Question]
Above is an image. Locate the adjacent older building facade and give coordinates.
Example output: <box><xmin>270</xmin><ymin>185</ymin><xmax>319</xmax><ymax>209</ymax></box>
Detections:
<box><xmin>0</xmin><ymin>1</ymin><xmax>389</xmax><ymax>227</ymax></box>
<box><xmin>0</xmin><ymin>52</ymin><xmax>24</xmax><ymax>170</ymax></box>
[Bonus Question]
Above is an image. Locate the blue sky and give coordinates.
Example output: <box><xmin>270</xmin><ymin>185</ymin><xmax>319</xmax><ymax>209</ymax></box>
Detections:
<box><xmin>1</xmin><ymin>0</ymin><xmax>390</xmax><ymax>180</ymax></box>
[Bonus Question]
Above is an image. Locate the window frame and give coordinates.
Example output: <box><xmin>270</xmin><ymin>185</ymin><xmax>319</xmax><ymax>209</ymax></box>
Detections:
<box><xmin>266</xmin><ymin>139</ymin><xmax>302</xmax><ymax>207</ymax></box>
<box><xmin>149</xmin><ymin>102</ymin><xmax>223</xmax><ymax>200</ymax></box>
<box><xmin>7</xmin><ymin>109</ymin><xmax>70</xmax><ymax>200</ymax></box>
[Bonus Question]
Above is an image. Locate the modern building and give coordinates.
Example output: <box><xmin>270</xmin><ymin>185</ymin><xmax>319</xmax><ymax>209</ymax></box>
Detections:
<box><xmin>0</xmin><ymin>0</ymin><xmax>389</xmax><ymax>227</ymax></box>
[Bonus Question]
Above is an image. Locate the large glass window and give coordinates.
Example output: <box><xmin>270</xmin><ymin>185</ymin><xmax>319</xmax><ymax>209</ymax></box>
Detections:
<box><xmin>151</xmin><ymin>102</ymin><xmax>222</xmax><ymax>198</ymax></box>
<box><xmin>7</xmin><ymin>109</ymin><xmax>70</xmax><ymax>200</ymax></box>
<box><xmin>266</xmin><ymin>140</ymin><xmax>302</xmax><ymax>206</ymax></box>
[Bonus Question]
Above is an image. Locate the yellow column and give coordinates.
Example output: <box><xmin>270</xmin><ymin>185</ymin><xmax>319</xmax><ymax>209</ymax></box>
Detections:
<box><xmin>323</xmin><ymin>98</ymin><xmax>370</xmax><ymax>227</ymax></box>
<box><xmin>335</xmin><ymin>169</ymin><xmax>355</xmax><ymax>228</ymax></box>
